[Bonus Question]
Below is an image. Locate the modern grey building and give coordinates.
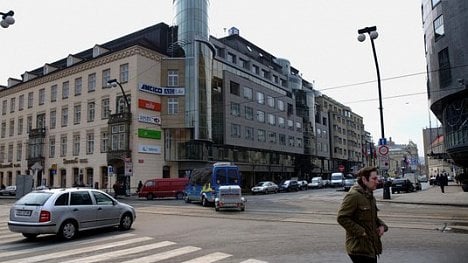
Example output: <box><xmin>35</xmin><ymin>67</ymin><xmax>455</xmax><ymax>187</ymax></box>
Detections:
<box><xmin>422</xmin><ymin>0</ymin><xmax>468</xmax><ymax>170</ymax></box>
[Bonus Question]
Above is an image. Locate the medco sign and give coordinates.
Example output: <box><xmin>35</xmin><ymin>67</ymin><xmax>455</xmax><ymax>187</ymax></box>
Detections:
<box><xmin>139</xmin><ymin>83</ymin><xmax>185</xmax><ymax>96</ymax></box>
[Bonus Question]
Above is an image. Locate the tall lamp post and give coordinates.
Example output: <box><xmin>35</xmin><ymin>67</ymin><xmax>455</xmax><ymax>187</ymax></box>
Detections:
<box><xmin>358</xmin><ymin>26</ymin><xmax>390</xmax><ymax>199</ymax></box>
<box><xmin>1</xmin><ymin>10</ymin><xmax>15</xmax><ymax>28</ymax></box>
<box><xmin>107</xmin><ymin>79</ymin><xmax>132</xmax><ymax>196</ymax></box>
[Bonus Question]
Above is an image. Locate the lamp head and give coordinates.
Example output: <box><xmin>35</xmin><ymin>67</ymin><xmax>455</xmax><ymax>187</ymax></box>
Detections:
<box><xmin>107</xmin><ymin>79</ymin><xmax>118</xmax><ymax>88</ymax></box>
<box><xmin>1</xmin><ymin>10</ymin><xmax>15</xmax><ymax>28</ymax></box>
<box><xmin>357</xmin><ymin>34</ymin><xmax>366</xmax><ymax>42</ymax></box>
<box><xmin>369</xmin><ymin>31</ymin><xmax>378</xmax><ymax>39</ymax></box>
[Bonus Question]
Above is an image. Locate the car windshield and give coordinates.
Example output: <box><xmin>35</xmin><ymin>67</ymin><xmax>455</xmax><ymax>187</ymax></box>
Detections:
<box><xmin>393</xmin><ymin>179</ymin><xmax>406</xmax><ymax>183</ymax></box>
<box><xmin>16</xmin><ymin>192</ymin><xmax>53</xmax><ymax>206</ymax></box>
<box><xmin>312</xmin><ymin>178</ymin><xmax>319</xmax><ymax>182</ymax></box>
<box><xmin>332</xmin><ymin>175</ymin><xmax>342</xmax><ymax>180</ymax></box>
<box><xmin>256</xmin><ymin>182</ymin><xmax>266</xmax><ymax>186</ymax></box>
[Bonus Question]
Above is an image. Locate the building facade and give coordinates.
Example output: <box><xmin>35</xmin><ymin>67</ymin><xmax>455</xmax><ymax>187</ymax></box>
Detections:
<box><xmin>422</xmin><ymin>0</ymin><xmax>468</xmax><ymax>171</ymax></box>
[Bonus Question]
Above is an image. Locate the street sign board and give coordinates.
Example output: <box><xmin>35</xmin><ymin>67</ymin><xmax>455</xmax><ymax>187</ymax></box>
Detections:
<box><xmin>378</xmin><ymin>145</ymin><xmax>389</xmax><ymax>155</ymax></box>
<box><xmin>378</xmin><ymin>155</ymin><xmax>390</xmax><ymax>170</ymax></box>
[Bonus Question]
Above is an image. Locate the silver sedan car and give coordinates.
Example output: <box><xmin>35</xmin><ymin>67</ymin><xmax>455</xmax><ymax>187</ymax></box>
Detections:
<box><xmin>8</xmin><ymin>188</ymin><xmax>135</xmax><ymax>240</ymax></box>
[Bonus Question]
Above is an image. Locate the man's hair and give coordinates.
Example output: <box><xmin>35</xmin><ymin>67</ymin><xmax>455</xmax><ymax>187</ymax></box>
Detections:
<box><xmin>357</xmin><ymin>166</ymin><xmax>378</xmax><ymax>187</ymax></box>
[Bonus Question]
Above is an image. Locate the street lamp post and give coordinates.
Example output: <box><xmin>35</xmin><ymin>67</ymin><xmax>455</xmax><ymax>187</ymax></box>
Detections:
<box><xmin>358</xmin><ymin>26</ymin><xmax>386</xmax><ymax>145</ymax></box>
<box><xmin>358</xmin><ymin>26</ymin><xmax>390</xmax><ymax>199</ymax></box>
<box><xmin>107</xmin><ymin>79</ymin><xmax>132</xmax><ymax>196</ymax></box>
<box><xmin>1</xmin><ymin>10</ymin><xmax>15</xmax><ymax>28</ymax></box>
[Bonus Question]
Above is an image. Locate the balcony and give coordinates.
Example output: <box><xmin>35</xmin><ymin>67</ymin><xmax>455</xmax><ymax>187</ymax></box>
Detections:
<box><xmin>107</xmin><ymin>149</ymin><xmax>132</xmax><ymax>162</ymax></box>
<box><xmin>29</xmin><ymin>127</ymin><xmax>46</xmax><ymax>138</ymax></box>
<box><xmin>108</xmin><ymin>112</ymin><xmax>132</xmax><ymax>124</ymax></box>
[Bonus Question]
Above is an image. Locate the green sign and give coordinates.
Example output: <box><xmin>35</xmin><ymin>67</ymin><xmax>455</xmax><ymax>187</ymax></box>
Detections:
<box><xmin>138</xmin><ymin>128</ymin><xmax>161</xmax><ymax>139</ymax></box>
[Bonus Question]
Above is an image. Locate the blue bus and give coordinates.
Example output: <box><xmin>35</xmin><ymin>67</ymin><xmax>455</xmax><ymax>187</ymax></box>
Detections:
<box><xmin>184</xmin><ymin>162</ymin><xmax>241</xmax><ymax>207</ymax></box>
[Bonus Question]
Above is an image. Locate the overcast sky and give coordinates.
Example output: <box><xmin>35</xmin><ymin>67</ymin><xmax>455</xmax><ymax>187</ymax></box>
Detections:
<box><xmin>1</xmin><ymin>0</ymin><xmax>437</xmax><ymax>156</ymax></box>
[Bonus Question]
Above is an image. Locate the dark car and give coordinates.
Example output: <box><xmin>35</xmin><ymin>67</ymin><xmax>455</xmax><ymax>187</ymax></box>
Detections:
<box><xmin>391</xmin><ymin>178</ymin><xmax>414</xmax><ymax>194</ymax></box>
<box><xmin>278</xmin><ymin>180</ymin><xmax>299</xmax><ymax>192</ymax></box>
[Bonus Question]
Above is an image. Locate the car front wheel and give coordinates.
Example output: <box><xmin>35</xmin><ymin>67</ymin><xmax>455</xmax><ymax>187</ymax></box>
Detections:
<box><xmin>59</xmin><ymin>220</ymin><xmax>77</xmax><ymax>240</ymax></box>
<box><xmin>119</xmin><ymin>213</ymin><xmax>133</xmax><ymax>230</ymax></box>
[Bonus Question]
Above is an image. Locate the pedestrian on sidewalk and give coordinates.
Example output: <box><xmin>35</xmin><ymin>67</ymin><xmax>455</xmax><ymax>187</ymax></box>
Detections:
<box><xmin>337</xmin><ymin>166</ymin><xmax>388</xmax><ymax>263</ymax></box>
<box><xmin>439</xmin><ymin>173</ymin><xmax>448</xmax><ymax>193</ymax></box>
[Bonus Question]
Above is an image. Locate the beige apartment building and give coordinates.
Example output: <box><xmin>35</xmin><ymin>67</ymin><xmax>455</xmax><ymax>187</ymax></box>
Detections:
<box><xmin>0</xmin><ymin>24</ymin><xmax>178</xmax><ymax>192</ymax></box>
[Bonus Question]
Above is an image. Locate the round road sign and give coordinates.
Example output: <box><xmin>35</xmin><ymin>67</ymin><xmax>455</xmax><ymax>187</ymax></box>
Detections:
<box><xmin>378</xmin><ymin>145</ymin><xmax>389</xmax><ymax>155</ymax></box>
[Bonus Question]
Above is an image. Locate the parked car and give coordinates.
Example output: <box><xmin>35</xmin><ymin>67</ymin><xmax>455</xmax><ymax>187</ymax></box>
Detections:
<box><xmin>429</xmin><ymin>176</ymin><xmax>438</xmax><ymax>185</ymax></box>
<box><xmin>418</xmin><ymin>175</ymin><xmax>428</xmax><ymax>183</ymax></box>
<box><xmin>308</xmin><ymin>177</ymin><xmax>323</xmax><ymax>189</ymax></box>
<box><xmin>331</xmin><ymin>173</ymin><xmax>344</xmax><ymax>188</ymax></box>
<box><xmin>215</xmin><ymin>185</ymin><xmax>245</xmax><ymax>211</ymax></box>
<box><xmin>403</xmin><ymin>173</ymin><xmax>421</xmax><ymax>191</ymax></box>
<box><xmin>8</xmin><ymin>188</ymin><xmax>136</xmax><ymax>240</ymax></box>
<box><xmin>391</xmin><ymin>178</ymin><xmax>415</xmax><ymax>194</ymax></box>
<box><xmin>278</xmin><ymin>180</ymin><xmax>299</xmax><ymax>192</ymax></box>
<box><xmin>138</xmin><ymin>178</ymin><xmax>188</xmax><ymax>200</ymax></box>
<box><xmin>322</xmin><ymin>179</ymin><xmax>331</xmax><ymax>187</ymax></box>
<box><xmin>298</xmin><ymin>180</ymin><xmax>308</xmax><ymax>190</ymax></box>
<box><xmin>343</xmin><ymin>175</ymin><xmax>356</xmax><ymax>191</ymax></box>
<box><xmin>1</xmin><ymin>185</ymin><xmax>16</xmax><ymax>196</ymax></box>
<box><xmin>251</xmin><ymin>181</ymin><xmax>278</xmax><ymax>194</ymax></box>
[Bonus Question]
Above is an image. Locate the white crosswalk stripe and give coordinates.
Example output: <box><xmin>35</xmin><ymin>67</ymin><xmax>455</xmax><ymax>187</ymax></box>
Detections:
<box><xmin>0</xmin><ymin>224</ymin><xmax>267</xmax><ymax>263</ymax></box>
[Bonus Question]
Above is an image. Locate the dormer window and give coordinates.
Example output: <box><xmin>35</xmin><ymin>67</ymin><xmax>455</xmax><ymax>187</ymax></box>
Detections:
<box><xmin>43</xmin><ymin>64</ymin><xmax>57</xmax><ymax>75</ymax></box>
<box><xmin>67</xmin><ymin>55</ymin><xmax>82</xmax><ymax>67</ymax></box>
<box><xmin>92</xmin><ymin>45</ymin><xmax>109</xmax><ymax>58</ymax></box>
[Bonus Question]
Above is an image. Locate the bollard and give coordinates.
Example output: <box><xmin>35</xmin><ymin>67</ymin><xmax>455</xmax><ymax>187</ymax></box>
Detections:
<box><xmin>383</xmin><ymin>180</ymin><xmax>391</xmax><ymax>199</ymax></box>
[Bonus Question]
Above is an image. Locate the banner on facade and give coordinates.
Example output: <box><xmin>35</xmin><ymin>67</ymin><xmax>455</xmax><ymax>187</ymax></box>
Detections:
<box><xmin>138</xmin><ymin>99</ymin><xmax>161</xmax><ymax>111</ymax></box>
<box><xmin>138</xmin><ymin>128</ymin><xmax>161</xmax><ymax>139</ymax></box>
<box><xmin>139</xmin><ymin>83</ymin><xmax>185</xmax><ymax>96</ymax></box>
<box><xmin>138</xmin><ymin>144</ymin><xmax>161</xmax><ymax>154</ymax></box>
<box><xmin>138</xmin><ymin>113</ymin><xmax>161</xmax><ymax>125</ymax></box>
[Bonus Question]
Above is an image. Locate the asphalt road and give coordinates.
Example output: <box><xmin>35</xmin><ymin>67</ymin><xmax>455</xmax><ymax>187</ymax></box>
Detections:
<box><xmin>1</xmin><ymin>187</ymin><xmax>467</xmax><ymax>262</ymax></box>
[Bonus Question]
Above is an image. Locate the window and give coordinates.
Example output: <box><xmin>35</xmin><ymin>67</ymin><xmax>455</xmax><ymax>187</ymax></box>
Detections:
<box><xmin>230</xmin><ymin>102</ymin><xmax>240</xmax><ymax>116</ymax></box>
<box><xmin>438</xmin><ymin>48</ymin><xmax>452</xmax><ymax>88</ymax></box>
<box><xmin>61</xmin><ymin>107</ymin><xmax>68</xmax><ymax>127</ymax></box>
<box><xmin>168</xmin><ymin>97</ymin><xmax>178</xmax><ymax>114</ymax></box>
<box><xmin>26</xmin><ymin>116</ymin><xmax>32</xmax><ymax>133</ymax></box>
<box><xmin>230</xmin><ymin>81</ymin><xmax>240</xmax><ymax>96</ymax></box>
<box><xmin>88</xmin><ymin>73</ymin><xmax>96</xmax><ymax>92</ymax></box>
<box><xmin>50</xmin><ymin>110</ymin><xmax>56</xmax><ymax>129</ymax></box>
<box><xmin>0</xmin><ymin>122</ymin><xmax>5</xmax><ymax>138</ymax></box>
<box><xmin>231</xmin><ymin>124</ymin><xmax>241</xmax><ymax>138</ymax></box>
<box><xmin>7</xmin><ymin>144</ymin><xmax>12</xmax><ymax>162</ymax></box>
<box><xmin>19</xmin><ymin>94</ymin><xmax>24</xmax><ymax>110</ymax></box>
<box><xmin>1</xmin><ymin>100</ymin><xmax>6</xmax><ymax>115</ymax></box>
<box><xmin>256</xmin><ymin>110</ymin><xmax>265</xmax><ymax>122</ymax></box>
<box><xmin>289</xmin><ymin>136</ymin><xmax>295</xmax><ymax>146</ymax></box>
<box><xmin>74</xmin><ymin>104</ymin><xmax>81</xmax><ymax>124</ymax></box>
<box><xmin>50</xmin><ymin>85</ymin><xmax>57</xmax><ymax>102</ymax></box>
<box><xmin>167</xmin><ymin>70</ymin><xmax>178</xmax><ymax>86</ymax></box>
<box><xmin>74</xmin><ymin>77</ymin><xmax>82</xmax><ymax>96</ymax></box>
<box><xmin>38</xmin><ymin>89</ymin><xmax>45</xmax><ymax>105</ymax></box>
<box><xmin>243</xmin><ymin>87</ymin><xmax>253</xmax><ymax>100</ymax></box>
<box><xmin>49</xmin><ymin>136</ymin><xmax>55</xmax><ymax>158</ymax></box>
<box><xmin>245</xmin><ymin>127</ymin><xmax>254</xmax><ymax>140</ymax></box>
<box><xmin>431</xmin><ymin>0</ymin><xmax>441</xmax><ymax>8</ymax></box>
<box><xmin>277</xmin><ymin>100</ymin><xmax>285</xmax><ymax>111</ymax></box>
<box><xmin>102</xmin><ymin>69</ymin><xmax>110</xmax><ymax>87</ymax></box>
<box><xmin>278</xmin><ymin>117</ymin><xmax>285</xmax><ymax>128</ymax></box>
<box><xmin>101</xmin><ymin>130</ymin><xmax>108</xmax><ymax>152</ymax></box>
<box><xmin>36</xmin><ymin>113</ymin><xmax>45</xmax><ymax>129</ymax></box>
<box><xmin>62</xmin><ymin>81</ymin><xmax>69</xmax><ymax>99</ymax></box>
<box><xmin>252</xmin><ymin>64</ymin><xmax>259</xmax><ymax>74</ymax></box>
<box><xmin>92</xmin><ymin>191</ymin><xmax>113</xmax><ymax>205</ymax></box>
<box><xmin>10</xmin><ymin>97</ymin><xmax>16</xmax><ymax>112</ymax></box>
<box><xmin>73</xmin><ymin>134</ymin><xmax>80</xmax><ymax>156</ymax></box>
<box><xmin>268</xmin><ymin>114</ymin><xmax>276</xmax><ymax>125</ymax></box>
<box><xmin>434</xmin><ymin>15</ymin><xmax>444</xmax><ymax>41</ymax></box>
<box><xmin>60</xmin><ymin>135</ymin><xmax>67</xmax><ymax>157</ymax></box>
<box><xmin>87</xmin><ymin>101</ymin><xmax>95</xmax><ymax>122</ymax></box>
<box><xmin>288</xmin><ymin>120</ymin><xmax>294</xmax><ymax>130</ymax></box>
<box><xmin>86</xmin><ymin>132</ymin><xmax>94</xmax><ymax>154</ymax></box>
<box><xmin>239</xmin><ymin>58</ymin><xmax>249</xmax><ymax>69</ymax></box>
<box><xmin>279</xmin><ymin>134</ymin><xmax>286</xmax><ymax>145</ymax></box>
<box><xmin>55</xmin><ymin>193</ymin><xmax>69</xmax><ymax>206</ymax></box>
<box><xmin>267</xmin><ymin>96</ymin><xmax>275</xmax><ymax>108</ymax></box>
<box><xmin>16</xmin><ymin>142</ymin><xmax>22</xmax><ymax>161</ymax></box>
<box><xmin>111</xmin><ymin>124</ymin><xmax>127</xmax><ymax>151</ymax></box>
<box><xmin>257</xmin><ymin>129</ymin><xmax>266</xmax><ymax>142</ymax></box>
<box><xmin>17</xmin><ymin>117</ymin><xmax>23</xmax><ymax>135</ymax></box>
<box><xmin>268</xmin><ymin>132</ymin><xmax>277</xmax><ymax>143</ymax></box>
<box><xmin>245</xmin><ymin>106</ymin><xmax>253</xmax><ymax>120</ymax></box>
<box><xmin>9</xmin><ymin>119</ymin><xmax>14</xmax><ymax>136</ymax></box>
<box><xmin>227</xmin><ymin>52</ymin><xmax>236</xmax><ymax>64</ymax></box>
<box><xmin>296</xmin><ymin>138</ymin><xmax>303</xmax><ymax>147</ymax></box>
<box><xmin>71</xmin><ymin>191</ymin><xmax>92</xmax><ymax>205</ymax></box>
<box><xmin>256</xmin><ymin>92</ymin><xmax>264</xmax><ymax>104</ymax></box>
<box><xmin>120</xmin><ymin>63</ymin><xmax>129</xmax><ymax>83</ymax></box>
<box><xmin>28</xmin><ymin>92</ymin><xmax>34</xmax><ymax>108</ymax></box>
<box><xmin>101</xmin><ymin>98</ymin><xmax>110</xmax><ymax>119</ymax></box>
<box><xmin>296</xmin><ymin>122</ymin><xmax>302</xmax><ymax>132</ymax></box>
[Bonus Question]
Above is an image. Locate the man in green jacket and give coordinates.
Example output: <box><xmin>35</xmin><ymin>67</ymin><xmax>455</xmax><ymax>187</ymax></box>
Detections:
<box><xmin>337</xmin><ymin>166</ymin><xmax>388</xmax><ymax>263</ymax></box>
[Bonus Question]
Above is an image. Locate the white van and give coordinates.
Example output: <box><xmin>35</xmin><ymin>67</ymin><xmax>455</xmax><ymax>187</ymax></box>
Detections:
<box><xmin>403</xmin><ymin>173</ymin><xmax>421</xmax><ymax>191</ymax></box>
<box><xmin>331</xmin><ymin>173</ymin><xmax>345</xmax><ymax>187</ymax></box>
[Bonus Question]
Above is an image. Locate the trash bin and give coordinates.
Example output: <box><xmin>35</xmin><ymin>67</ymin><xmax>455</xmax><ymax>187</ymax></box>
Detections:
<box><xmin>383</xmin><ymin>181</ymin><xmax>391</xmax><ymax>200</ymax></box>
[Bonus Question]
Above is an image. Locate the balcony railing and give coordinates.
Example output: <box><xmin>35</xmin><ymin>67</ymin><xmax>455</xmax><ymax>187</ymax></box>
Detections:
<box><xmin>108</xmin><ymin>112</ymin><xmax>132</xmax><ymax>124</ymax></box>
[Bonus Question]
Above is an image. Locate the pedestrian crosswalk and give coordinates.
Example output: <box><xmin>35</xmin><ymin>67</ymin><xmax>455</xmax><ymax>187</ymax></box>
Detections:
<box><xmin>0</xmin><ymin>218</ymin><xmax>268</xmax><ymax>263</ymax></box>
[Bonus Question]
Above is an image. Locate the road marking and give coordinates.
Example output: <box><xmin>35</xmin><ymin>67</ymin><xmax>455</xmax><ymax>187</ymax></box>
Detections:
<box><xmin>0</xmin><ymin>233</ymin><xmax>135</xmax><ymax>253</ymax></box>
<box><xmin>0</xmin><ymin>236</ymin><xmax>153</xmax><ymax>263</ymax></box>
<box><xmin>241</xmin><ymin>259</ymin><xmax>269</xmax><ymax>263</ymax></box>
<box><xmin>62</xmin><ymin>241</ymin><xmax>177</xmax><ymax>263</ymax></box>
<box><xmin>181</xmin><ymin>252</ymin><xmax>232</xmax><ymax>263</ymax></box>
<box><xmin>119</xmin><ymin>246</ymin><xmax>201</xmax><ymax>263</ymax></box>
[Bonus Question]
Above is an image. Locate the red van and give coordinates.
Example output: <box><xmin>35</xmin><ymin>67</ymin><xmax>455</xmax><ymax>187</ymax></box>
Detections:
<box><xmin>138</xmin><ymin>178</ymin><xmax>188</xmax><ymax>200</ymax></box>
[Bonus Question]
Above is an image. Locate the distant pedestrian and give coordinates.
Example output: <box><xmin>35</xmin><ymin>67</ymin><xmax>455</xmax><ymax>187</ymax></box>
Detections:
<box><xmin>438</xmin><ymin>174</ymin><xmax>448</xmax><ymax>193</ymax></box>
<box><xmin>113</xmin><ymin>181</ymin><xmax>121</xmax><ymax>198</ymax></box>
<box><xmin>337</xmin><ymin>166</ymin><xmax>388</xmax><ymax>263</ymax></box>
<box><xmin>137</xmin><ymin>180</ymin><xmax>143</xmax><ymax>193</ymax></box>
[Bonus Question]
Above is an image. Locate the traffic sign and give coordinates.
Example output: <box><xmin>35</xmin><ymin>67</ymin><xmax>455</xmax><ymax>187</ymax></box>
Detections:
<box><xmin>378</xmin><ymin>145</ymin><xmax>389</xmax><ymax>156</ymax></box>
<box><xmin>378</xmin><ymin>155</ymin><xmax>390</xmax><ymax>170</ymax></box>
<box><xmin>338</xmin><ymin>165</ymin><xmax>345</xmax><ymax>172</ymax></box>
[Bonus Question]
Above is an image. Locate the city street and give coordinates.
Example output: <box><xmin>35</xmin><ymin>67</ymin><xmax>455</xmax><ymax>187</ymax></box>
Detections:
<box><xmin>1</xmin><ymin>186</ymin><xmax>468</xmax><ymax>262</ymax></box>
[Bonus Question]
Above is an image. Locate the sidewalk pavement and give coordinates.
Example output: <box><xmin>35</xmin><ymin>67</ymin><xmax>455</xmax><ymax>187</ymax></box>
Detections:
<box><xmin>376</xmin><ymin>182</ymin><xmax>468</xmax><ymax>207</ymax></box>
